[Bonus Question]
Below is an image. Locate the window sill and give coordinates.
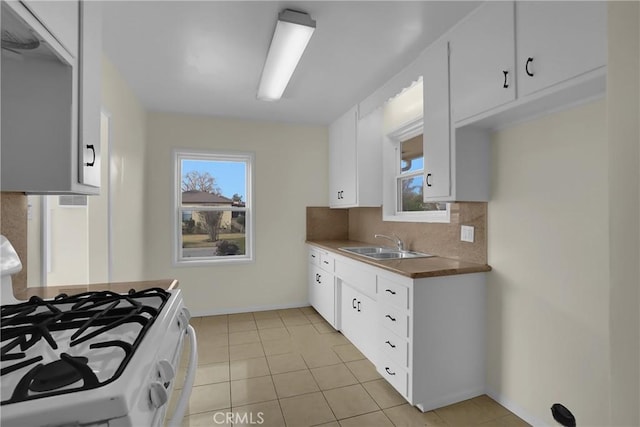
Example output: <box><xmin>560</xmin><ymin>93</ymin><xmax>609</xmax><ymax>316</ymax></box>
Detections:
<box><xmin>383</xmin><ymin>210</ymin><xmax>451</xmax><ymax>223</ymax></box>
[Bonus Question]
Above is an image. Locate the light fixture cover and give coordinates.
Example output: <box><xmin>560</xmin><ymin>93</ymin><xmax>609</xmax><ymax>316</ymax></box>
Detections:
<box><xmin>257</xmin><ymin>9</ymin><xmax>316</xmax><ymax>101</ymax></box>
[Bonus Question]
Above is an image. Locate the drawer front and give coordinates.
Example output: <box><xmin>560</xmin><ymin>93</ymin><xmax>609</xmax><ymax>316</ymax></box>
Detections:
<box><xmin>380</xmin><ymin>329</ymin><xmax>409</xmax><ymax>368</ymax></box>
<box><xmin>308</xmin><ymin>248</ymin><xmax>320</xmax><ymax>267</ymax></box>
<box><xmin>378</xmin><ymin>357</ymin><xmax>409</xmax><ymax>398</ymax></box>
<box><xmin>378</xmin><ymin>276</ymin><xmax>409</xmax><ymax>310</ymax></box>
<box><xmin>335</xmin><ymin>260</ymin><xmax>377</xmax><ymax>299</ymax></box>
<box><xmin>380</xmin><ymin>305</ymin><xmax>409</xmax><ymax>338</ymax></box>
<box><xmin>320</xmin><ymin>253</ymin><xmax>335</xmax><ymax>272</ymax></box>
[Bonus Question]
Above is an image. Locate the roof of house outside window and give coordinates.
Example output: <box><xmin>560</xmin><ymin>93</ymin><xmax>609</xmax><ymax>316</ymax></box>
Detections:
<box><xmin>182</xmin><ymin>190</ymin><xmax>233</xmax><ymax>205</ymax></box>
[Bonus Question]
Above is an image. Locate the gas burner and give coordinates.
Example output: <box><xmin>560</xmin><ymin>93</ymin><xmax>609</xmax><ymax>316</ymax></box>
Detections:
<box><xmin>29</xmin><ymin>355</ymin><xmax>89</xmax><ymax>392</ymax></box>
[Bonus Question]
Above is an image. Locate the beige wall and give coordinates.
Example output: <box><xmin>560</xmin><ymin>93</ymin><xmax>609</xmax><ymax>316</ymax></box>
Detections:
<box><xmin>101</xmin><ymin>57</ymin><xmax>148</xmax><ymax>282</ymax></box>
<box><xmin>487</xmin><ymin>99</ymin><xmax>610</xmax><ymax>425</ymax></box>
<box><xmin>87</xmin><ymin>112</ymin><xmax>111</xmax><ymax>283</ymax></box>
<box><xmin>144</xmin><ymin>113</ymin><xmax>328</xmax><ymax>315</ymax></box>
<box><xmin>607</xmin><ymin>2</ymin><xmax>640</xmax><ymax>425</ymax></box>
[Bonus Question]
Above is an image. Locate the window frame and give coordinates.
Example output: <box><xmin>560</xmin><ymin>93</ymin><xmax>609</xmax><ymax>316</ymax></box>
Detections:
<box><xmin>383</xmin><ymin>118</ymin><xmax>450</xmax><ymax>223</ymax></box>
<box><xmin>173</xmin><ymin>148</ymin><xmax>255</xmax><ymax>266</ymax></box>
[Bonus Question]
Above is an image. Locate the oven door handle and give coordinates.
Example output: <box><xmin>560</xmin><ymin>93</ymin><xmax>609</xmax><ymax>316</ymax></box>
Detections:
<box><xmin>167</xmin><ymin>324</ymin><xmax>198</xmax><ymax>427</ymax></box>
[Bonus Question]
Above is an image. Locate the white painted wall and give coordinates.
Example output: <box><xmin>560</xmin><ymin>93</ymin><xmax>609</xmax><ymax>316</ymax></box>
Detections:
<box><xmin>144</xmin><ymin>113</ymin><xmax>328</xmax><ymax>315</ymax></box>
<box><xmin>487</xmin><ymin>99</ymin><xmax>610</xmax><ymax>425</ymax></box>
<box><xmin>607</xmin><ymin>2</ymin><xmax>640</xmax><ymax>425</ymax></box>
<box><xmin>101</xmin><ymin>57</ymin><xmax>147</xmax><ymax>282</ymax></box>
<box><xmin>26</xmin><ymin>195</ymin><xmax>41</xmax><ymax>286</ymax></box>
<box><xmin>46</xmin><ymin>197</ymin><xmax>89</xmax><ymax>285</ymax></box>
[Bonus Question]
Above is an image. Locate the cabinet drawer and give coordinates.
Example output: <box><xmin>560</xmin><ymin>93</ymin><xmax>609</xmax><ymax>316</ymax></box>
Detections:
<box><xmin>380</xmin><ymin>329</ymin><xmax>409</xmax><ymax>368</ymax></box>
<box><xmin>320</xmin><ymin>253</ymin><xmax>335</xmax><ymax>272</ymax></box>
<box><xmin>308</xmin><ymin>248</ymin><xmax>321</xmax><ymax>267</ymax></box>
<box><xmin>335</xmin><ymin>260</ymin><xmax>376</xmax><ymax>299</ymax></box>
<box><xmin>380</xmin><ymin>305</ymin><xmax>409</xmax><ymax>338</ymax></box>
<box><xmin>378</xmin><ymin>357</ymin><xmax>408</xmax><ymax>398</ymax></box>
<box><xmin>378</xmin><ymin>277</ymin><xmax>409</xmax><ymax>310</ymax></box>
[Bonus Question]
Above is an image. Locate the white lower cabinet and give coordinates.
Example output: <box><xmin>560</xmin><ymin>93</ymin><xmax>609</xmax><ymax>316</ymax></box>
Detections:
<box><xmin>339</xmin><ymin>282</ymin><xmax>377</xmax><ymax>364</ymax></box>
<box><xmin>314</xmin><ymin>246</ymin><xmax>486</xmax><ymax>412</ymax></box>
<box><xmin>307</xmin><ymin>248</ymin><xmax>337</xmax><ymax>328</ymax></box>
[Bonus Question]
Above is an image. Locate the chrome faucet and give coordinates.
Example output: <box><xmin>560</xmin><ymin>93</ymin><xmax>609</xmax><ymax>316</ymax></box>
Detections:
<box><xmin>374</xmin><ymin>234</ymin><xmax>406</xmax><ymax>252</ymax></box>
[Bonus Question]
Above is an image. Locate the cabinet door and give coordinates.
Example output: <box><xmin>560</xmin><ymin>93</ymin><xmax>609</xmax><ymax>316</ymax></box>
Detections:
<box><xmin>450</xmin><ymin>1</ymin><xmax>515</xmax><ymax>122</ymax></box>
<box><xmin>310</xmin><ymin>265</ymin><xmax>335</xmax><ymax>327</ymax></box>
<box><xmin>340</xmin><ymin>283</ymin><xmax>376</xmax><ymax>362</ymax></box>
<box><xmin>422</xmin><ymin>41</ymin><xmax>451</xmax><ymax>200</ymax></box>
<box><xmin>329</xmin><ymin>106</ymin><xmax>357</xmax><ymax>207</ymax></box>
<box><xmin>78</xmin><ymin>1</ymin><xmax>101</xmax><ymax>188</ymax></box>
<box><xmin>22</xmin><ymin>0</ymin><xmax>79</xmax><ymax>57</ymax></box>
<box><xmin>516</xmin><ymin>1</ymin><xmax>606</xmax><ymax>97</ymax></box>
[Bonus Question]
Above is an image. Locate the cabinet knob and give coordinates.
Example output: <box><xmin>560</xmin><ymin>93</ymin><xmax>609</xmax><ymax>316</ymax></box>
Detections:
<box><xmin>317</xmin><ymin>274</ymin><xmax>321</xmax><ymax>283</ymax></box>
<box><xmin>385</xmin><ymin>314</ymin><xmax>396</xmax><ymax>322</ymax></box>
<box><xmin>502</xmin><ymin>70</ymin><xmax>509</xmax><ymax>89</ymax></box>
<box><xmin>385</xmin><ymin>367</ymin><xmax>396</xmax><ymax>376</ymax></box>
<box><xmin>357</xmin><ymin>301</ymin><xmax>361</xmax><ymax>312</ymax></box>
<box><xmin>385</xmin><ymin>340</ymin><xmax>396</xmax><ymax>349</ymax></box>
<box><xmin>352</xmin><ymin>298</ymin><xmax>357</xmax><ymax>309</ymax></box>
<box><xmin>425</xmin><ymin>173</ymin><xmax>433</xmax><ymax>188</ymax></box>
<box><xmin>526</xmin><ymin>57</ymin><xmax>534</xmax><ymax>77</ymax></box>
<box><xmin>385</xmin><ymin>289</ymin><xmax>396</xmax><ymax>295</ymax></box>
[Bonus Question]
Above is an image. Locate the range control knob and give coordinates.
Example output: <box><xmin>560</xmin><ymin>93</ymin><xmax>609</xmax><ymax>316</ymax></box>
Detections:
<box><xmin>156</xmin><ymin>359</ymin><xmax>175</xmax><ymax>384</ymax></box>
<box><xmin>149</xmin><ymin>381</ymin><xmax>168</xmax><ymax>409</ymax></box>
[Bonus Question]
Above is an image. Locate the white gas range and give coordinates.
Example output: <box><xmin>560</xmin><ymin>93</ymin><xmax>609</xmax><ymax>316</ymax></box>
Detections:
<box><xmin>0</xmin><ymin>287</ymin><xmax>197</xmax><ymax>427</ymax></box>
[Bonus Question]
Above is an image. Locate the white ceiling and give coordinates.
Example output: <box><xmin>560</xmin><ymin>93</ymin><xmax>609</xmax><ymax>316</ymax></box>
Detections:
<box><xmin>102</xmin><ymin>1</ymin><xmax>480</xmax><ymax>125</ymax></box>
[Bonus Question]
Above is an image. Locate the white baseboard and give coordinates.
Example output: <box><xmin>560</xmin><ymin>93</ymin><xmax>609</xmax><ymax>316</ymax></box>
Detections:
<box><xmin>190</xmin><ymin>301</ymin><xmax>311</xmax><ymax>317</ymax></box>
<box><xmin>485</xmin><ymin>387</ymin><xmax>549</xmax><ymax>427</ymax></box>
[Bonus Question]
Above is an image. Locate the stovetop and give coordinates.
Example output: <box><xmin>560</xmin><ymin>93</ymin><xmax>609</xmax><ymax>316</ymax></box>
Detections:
<box><xmin>0</xmin><ymin>288</ymin><xmax>170</xmax><ymax>405</ymax></box>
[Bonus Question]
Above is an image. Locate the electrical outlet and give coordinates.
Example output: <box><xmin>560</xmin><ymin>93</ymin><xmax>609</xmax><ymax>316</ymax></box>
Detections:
<box><xmin>461</xmin><ymin>225</ymin><xmax>475</xmax><ymax>243</ymax></box>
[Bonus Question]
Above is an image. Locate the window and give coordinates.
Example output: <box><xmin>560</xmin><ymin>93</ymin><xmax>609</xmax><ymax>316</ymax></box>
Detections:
<box><xmin>382</xmin><ymin>118</ymin><xmax>450</xmax><ymax>223</ymax></box>
<box><xmin>174</xmin><ymin>149</ymin><xmax>254</xmax><ymax>265</ymax></box>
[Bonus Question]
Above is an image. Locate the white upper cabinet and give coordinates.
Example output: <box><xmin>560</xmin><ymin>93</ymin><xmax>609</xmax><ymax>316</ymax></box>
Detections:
<box><xmin>449</xmin><ymin>1</ymin><xmax>515</xmax><ymax>123</ymax></box>
<box><xmin>22</xmin><ymin>0</ymin><xmax>79</xmax><ymax>57</ymax></box>
<box><xmin>516</xmin><ymin>1</ymin><xmax>607</xmax><ymax>97</ymax></box>
<box><xmin>420</xmin><ymin>40</ymin><xmax>490</xmax><ymax>203</ymax></box>
<box><xmin>78</xmin><ymin>1</ymin><xmax>102</xmax><ymax>188</ymax></box>
<box><xmin>448</xmin><ymin>0</ymin><xmax>606</xmax><ymax>127</ymax></box>
<box><xmin>329</xmin><ymin>106</ymin><xmax>382</xmax><ymax>208</ymax></box>
<box><xmin>1</xmin><ymin>0</ymin><xmax>101</xmax><ymax>194</ymax></box>
<box><xmin>329</xmin><ymin>106</ymin><xmax>358</xmax><ymax>207</ymax></box>
<box><xmin>422</xmin><ymin>41</ymin><xmax>451</xmax><ymax>200</ymax></box>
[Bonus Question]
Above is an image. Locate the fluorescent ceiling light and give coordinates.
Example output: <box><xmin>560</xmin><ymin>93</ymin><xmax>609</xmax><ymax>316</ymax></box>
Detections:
<box><xmin>257</xmin><ymin>9</ymin><xmax>316</xmax><ymax>101</ymax></box>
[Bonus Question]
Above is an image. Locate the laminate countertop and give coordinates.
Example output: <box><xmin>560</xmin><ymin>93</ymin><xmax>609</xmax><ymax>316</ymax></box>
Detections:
<box><xmin>12</xmin><ymin>279</ymin><xmax>178</xmax><ymax>301</ymax></box>
<box><xmin>307</xmin><ymin>240</ymin><xmax>491</xmax><ymax>279</ymax></box>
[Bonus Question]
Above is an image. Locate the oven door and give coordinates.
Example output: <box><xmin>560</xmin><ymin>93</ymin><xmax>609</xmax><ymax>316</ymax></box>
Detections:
<box><xmin>159</xmin><ymin>322</ymin><xmax>198</xmax><ymax>427</ymax></box>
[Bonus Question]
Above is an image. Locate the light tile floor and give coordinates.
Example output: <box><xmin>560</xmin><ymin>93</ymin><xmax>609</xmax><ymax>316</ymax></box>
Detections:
<box><xmin>172</xmin><ymin>307</ymin><xmax>530</xmax><ymax>427</ymax></box>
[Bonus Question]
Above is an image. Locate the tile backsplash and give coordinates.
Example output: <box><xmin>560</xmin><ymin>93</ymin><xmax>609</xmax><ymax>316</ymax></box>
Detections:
<box><xmin>307</xmin><ymin>204</ymin><xmax>487</xmax><ymax>264</ymax></box>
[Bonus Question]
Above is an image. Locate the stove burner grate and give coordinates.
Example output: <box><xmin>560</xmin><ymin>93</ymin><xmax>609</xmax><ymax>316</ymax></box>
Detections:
<box><xmin>0</xmin><ymin>288</ymin><xmax>170</xmax><ymax>405</ymax></box>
